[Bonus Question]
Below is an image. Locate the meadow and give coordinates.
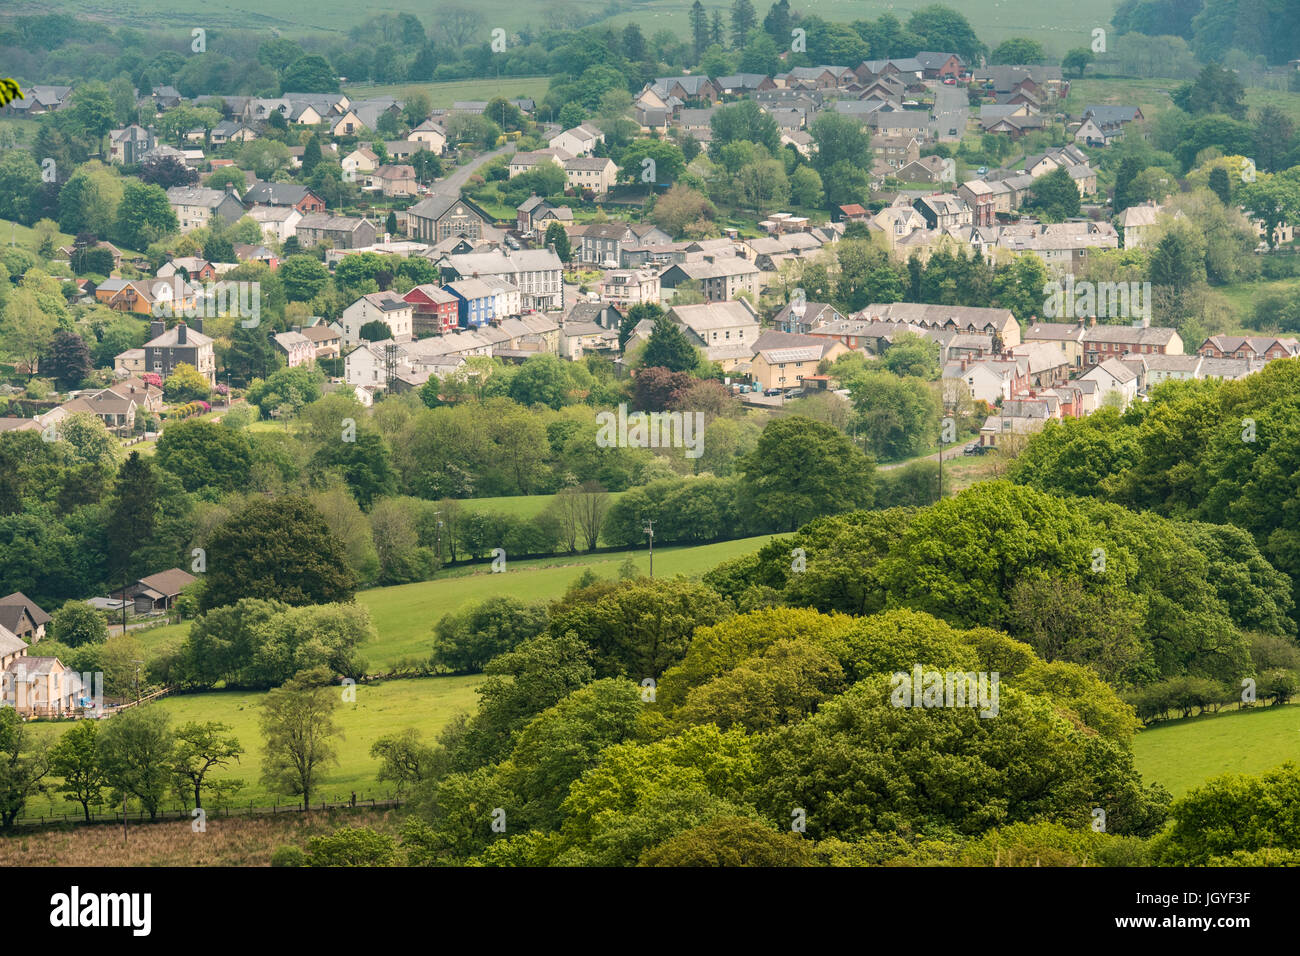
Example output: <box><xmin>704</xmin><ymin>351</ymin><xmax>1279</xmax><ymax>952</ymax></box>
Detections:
<box><xmin>23</xmin><ymin>676</ymin><xmax>484</xmax><ymax>820</ymax></box>
<box><xmin>342</xmin><ymin>77</ymin><xmax>552</xmax><ymax>110</ymax></box>
<box><xmin>1130</xmin><ymin>703</ymin><xmax>1300</xmax><ymax>797</ymax></box>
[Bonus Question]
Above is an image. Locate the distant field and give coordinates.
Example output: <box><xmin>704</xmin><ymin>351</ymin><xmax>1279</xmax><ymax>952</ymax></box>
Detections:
<box><xmin>129</xmin><ymin>533</ymin><xmax>775</xmax><ymax>672</ymax></box>
<box><xmin>357</xmin><ymin>533</ymin><xmax>775</xmax><ymax>668</ymax></box>
<box><xmin>343</xmin><ymin>77</ymin><xmax>551</xmax><ymax>110</ymax></box>
<box><xmin>1130</xmin><ymin>703</ymin><xmax>1300</xmax><ymax>798</ymax></box>
<box><xmin>44</xmin><ymin>1</ymin><xmax>1121</xmax><ymax>57</ymax></box>
<box><xmin>0</xmin><ymin>216</ymin><xmax>74</xmax><ymax>254</ymax></box>
<box><xmin>1218</xmin><ymin>276</ymin><xmax>1300</xmax><ymax>332</ymax></box>
<box><xmin>22</xmin><ymin>675</ymin><xmax>483</xmax><ymax>820</ymax></box>
<box><xmin>460</xmin><ymin>490</ymin><xmax>624</xmax><ymax>521</ymax></box>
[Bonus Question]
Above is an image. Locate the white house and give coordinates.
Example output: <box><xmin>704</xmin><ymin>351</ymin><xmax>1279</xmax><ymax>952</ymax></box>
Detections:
<box><xmin>341</xmin><ymin>292</ymin><xmax>413</xmax><ymax>345</ymax></box>
<box><xmin>549</xmin><ymin>122</ymin><xmax>604</xmax><ymax>157</ymax></box>
<box><xmin>1080</xmin><ymin>357</ymin><xmax>1139</xmax><ymax>410</ymax></box>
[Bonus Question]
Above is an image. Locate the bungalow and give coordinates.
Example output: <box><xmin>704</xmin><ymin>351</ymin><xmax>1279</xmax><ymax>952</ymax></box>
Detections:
<box><xmin>113</xmin><ymin>568</ymin><xmax>198</xmax><ymax>614</ymax></box>
<box><xmin>211</xmin><ymin>120</ymin><xmax>256</xmax><ymax>145</ymax></box>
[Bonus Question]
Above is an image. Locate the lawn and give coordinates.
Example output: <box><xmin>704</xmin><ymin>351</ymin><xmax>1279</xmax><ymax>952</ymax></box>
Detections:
<box><xmin>459</xmin><ymin>491</ymin><xmax>625</xmax><ymax>521</ymax></box>
<box><xmin>1130</xmin><ymin>703</ymin><xmax>1300</xmax><ymax>798</ymax></box>
<box><xmin>0</xmin><ymin>216</ymin><xmax>74</xmax><ymax>255</ymax></box>
<box><xmin>22</xmin><ymin>676</ymin><xmax>483</xmax><ymax>820</ymax></box>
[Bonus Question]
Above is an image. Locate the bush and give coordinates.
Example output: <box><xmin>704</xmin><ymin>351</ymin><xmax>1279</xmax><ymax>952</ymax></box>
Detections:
<box><xmin>430</xmin><ymin>596</ymin><xmax>549</xmax><ymax>674</ymax></box>
<box><xmin>49</xmin><ymin>600</ymin><xmax>109</xmax><ymax>647</ymax></box>
<box><xmin>271</xmin><ymin>845</ymin><xmax>307</xmax><ymax>867</ymax></box>
<box><xmin>306</xmin><ymin>826</ymin><xmax>398</xmax><ymax>866</ymax></box>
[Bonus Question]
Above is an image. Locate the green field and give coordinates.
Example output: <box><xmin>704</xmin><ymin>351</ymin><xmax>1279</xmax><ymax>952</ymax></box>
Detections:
<box><xmin>23</xmin><ymin>676</ymin><xmax>483</xmax><ymax>819</ymax></box>
<box><xmin>130</xmin><ymin>534</ymin><xmax>775</xmax><ymax>672</ymax></box>
<box><xmin>1131</xmin><ymin>703</ymin><xmax>1300</xmax><ymax>798</ymax></box>
<box><xmin>0</xmin><ymin>217</ymin><xmax>74</xmax><ymax>255</ymax></box>
<box><xmin>42</xmin><ymin>1</ymin><xmax>1121</xmax><ymax>57</ymax></box>
<box><xmin>344</xmin><ymin>77</ymin><xmax>552</xmax><ymax>110</ymax></box>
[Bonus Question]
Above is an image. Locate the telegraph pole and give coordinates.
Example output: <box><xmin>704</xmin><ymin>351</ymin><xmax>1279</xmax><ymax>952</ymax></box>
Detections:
<box><xmin>644</xmin><ymin>519</ymin><xmax>655</xmax><ymax>578</ymax></box>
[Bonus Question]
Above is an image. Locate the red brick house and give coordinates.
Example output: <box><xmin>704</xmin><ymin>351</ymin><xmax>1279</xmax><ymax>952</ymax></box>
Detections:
<box><xmin>404</xmin><ymin>284</ymin><xmax>461</xmax><ymax>336</ymax></box>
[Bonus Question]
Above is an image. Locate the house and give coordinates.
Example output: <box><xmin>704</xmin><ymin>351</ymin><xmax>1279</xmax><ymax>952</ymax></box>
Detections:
<box><xmin>872</xmin><ymin>135</ymin><xmax>921</xmax><ymax>169</ymax></box>
<box><xmin>443</xmin><ymin>278</ymin><xmax>498</xmax><ymax>328</ymax></box>
<box><xmin>435</xmin><ymin>248</ymin><xmax>565</xmax><ymax>312</ymax></box>
<box><xmin>370</xmin><ymin>164</ymin><xmax>418</xmax><ymax>197</ymax></box>
<box><xmin>913</xmin><ymin>193</ymin><xmax>972</xmax><ymax>231</ymax></box>
<box><xmin>248</xmin><ymin>205</ymin><xmax>302</xmax><ymax>244</ymax></box>
<box><xmin>342</xmin><ymin>146</ymin><xmax>380</xmax><ymax>182</ymax></box>
<box><xmin>409</xmin><ymin>120</ymin><xmax>447</xmax><ymax>154</ymax></box>
<box><xmin>232</xmin><ymin>243</ymin><xmax>279</xmax><ymax>270</ymax></box>
<box><xmin>1116</xmin><ymin>201</ymin><xmax>1162</xmax><ymax>249</ymax></box>
<box><xmin>142</xmin><ymin>319</ymin><xmax>217</xmax><ymax>384</ymax></box>
<box><xmin>1022</xmin><ymin>321</ymin><xmax>1088</xmax><ymax>368</ymax></box>
<box><xmin>273</xmin><ymin>329</ymin><xmax>316</xmax><ymax>367</ymax></box>
<box><xmin>404</xmin><ymin>284</ymin><xmax>461</xmax><ymax>336</ymax></box>
<box><xmin>481</xmin><ymin>276</ymin><xmax>522</xmax><ymax>319</ymax></box>
<box><xmin>244</xmin><ymin>182</ymin><xmax>326</xmax><ymax>214</ymax></box>
<box><xmin>1082</xmin><ymin>324</ymin><xmax>1183</xmax><ymax>366</ymax></box>
<box><xmin>1</xmin><ymin>652</ymin><xmax>86</xmax><ymax>718</ymax></box>
<box><xmin>211</xmin><ymin>120</ymin><xmax>256</xmax><ymax>145</ymax></box>
<box><xmin>295</xmin><ymin>214</ymin><xmax>378</xmax><ymax>250</ymax></box>
<box><xmin>600</xmin><ymin>270</ymin><xmax>660</xmax><ymax>308</ymax></box>
<box><xmin>868</xmin><ymin>111</ymin><xmax>928</xmax><ymax>140</ymax></box>
<box><xmin>566</xmin><ymin>302</ymin><xmax>625</xmax><ymax>332</ymax></box>
<box><xmin>96</xmin><ymin>277</ymin><xmax>198</xmax><ymax>316</ymax></box>
<box><xmin>342</xmin><ymin>292</ymin><xmax>414</xmax><ymax>344</ymax></box>
<box><xmin>716</xmin><ymin>74</ymin><xmax>776</xmax><ymax>96</ymax></box>
<box><xmin>956</xmin><ymin>180</ymin><xmax>997</xmax><ymax>227</ymax></box>
<box><xmin>508</xmin><ymin>150</ymin><xmax>568</xmax><ymax>177</ymax></box>
<box><xmin>549</xmin><ymin>123</ymin><xmax>604</xmax><ymax>157</ymax></box>
<box><xmin>113</xmin><ymin>569</ymin><xmax>198</xmax><ymax>614</ymax></box>
<box><xmin>109</xmin><ymin>125</ymin><xmax>155</xmax><ymax>165</ymax></box>
<box><xmin>58</xmin><ymin>388</ymin><xmax>139</xmax><ymax>434</ymax></box>
<box><xmin>571</xmin><ymin>223</ymin><xmax>638</xmax><ymax>267</ymax></box>
<box><xmin>916</xmin><ymin>52</ymin><xmax>964</xmax><ymax>79</ymax></box>
<box><xmin>667</xmin><ymin>300</ymin><xmax>761</xmax><ymax>370</ymax></box>
<box><xmin>563</xmin><ymin>156</ymin><xmax>618</xmax><ymax>197</ymax></box>
<box><xmin>3</xmin><ymin>84</ymin><xmax>72</xmax><ymax>116</ymax></box>
<box><xmin>166</xmin><ymin>186</ymin><xmax>246</xmax><ymax>232</ymax></box>
<box><xmin>659</xmin><ymin>256</ymin><xmax>761</xmax><ymax>303</ymax></box>
<box><xmin>944</xmin><ymin>358</ymin><xmax>1027</xmax><ymax>405</ymax></box>
<box><xmin>1080</xmin><ymin>357</ymin><xmax>1140</xmax><ymax>409</ymax></box>
<box><xmin>517</xmin><ymin>196</ymin><xmax>574</xmax><ymax>235</ymax></box>
<box><xmin>860</xmin><ymin>302</ymin><xmax>1022</xmax><ymax>348</ymax></box>
<box><xmin>1198</xmin><ymin>335</ymin><xmax>1300</xmax><ymax>361</ymax></box>
<box><xmin>301</xmin><ymin>323</ymin><xmax>343</xmax><ymax>359</ymax></box>
<box><xmin>0</xmin><ymin>593</ymin><xmax>51</xmax><ymax>643</ymax></box>
<box><xmin>157</xmin><ymin>257</ymin><xmax>216</xmax><ymax>281</ymax></box>
<box><xmin>897</xmin><ymin>156</ymin><xmax>951</xmax><ymax>184</ymax></box>
<box><xmin>406</xmin><ymin>193</ymin><xmax>493</xmax><ymax>243</ymax></box>
<box><xmin>646</xmin><ymin>76</ymin><xmax>720</xmax><ymax>105</ymax></box>
<box><xmin>772</xmin><ymin>301</ymin><xmax>847</xmax><ymax>334</ymax></box>
<box><xmin>750</xmin><ymin>331</ymin><xmax>849</xmax><ymax>391</ymax></box>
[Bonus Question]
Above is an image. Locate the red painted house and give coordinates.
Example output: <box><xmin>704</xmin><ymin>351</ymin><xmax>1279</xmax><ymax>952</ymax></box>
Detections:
<box><xmin>404</xmin><ymin>284</ymin><xmax>460</xmax><ymax>337</ymax></box>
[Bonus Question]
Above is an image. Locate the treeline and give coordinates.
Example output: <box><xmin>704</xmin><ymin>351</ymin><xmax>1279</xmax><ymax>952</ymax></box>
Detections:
<box><xmin>1112</xmin><ymin>0</ymin><xmax>1300</xmax><ymax>67</ymax></box>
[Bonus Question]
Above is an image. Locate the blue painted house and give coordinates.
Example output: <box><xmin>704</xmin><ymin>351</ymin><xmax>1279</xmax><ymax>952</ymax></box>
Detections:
<box><xmin>443</xmin><ymin>278</ymin><xmax>496</xmax><ymax>329</ymax></box>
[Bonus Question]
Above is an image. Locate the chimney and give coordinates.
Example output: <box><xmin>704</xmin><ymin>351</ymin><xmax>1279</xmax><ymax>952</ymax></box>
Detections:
<box><xmin>177</xmin><ymin>322</ymin><xmax>187</xmax><ymax>345</ymax></box>
<box><xmin>191</xmin><ymin>317</ymin><xmax>203</xmax><ymax>334</ymax></box>
<box><xmin>150</xmin><ymin>320</ymin><xmax>165</xmax><ymax>340</ymax></box>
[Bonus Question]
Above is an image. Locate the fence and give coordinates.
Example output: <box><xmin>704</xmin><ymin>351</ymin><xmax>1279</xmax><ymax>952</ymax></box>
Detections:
<box><xmin>13</xmin><ymin>796</ymin><xmax>403</xmax><ymax>830</ymax></box>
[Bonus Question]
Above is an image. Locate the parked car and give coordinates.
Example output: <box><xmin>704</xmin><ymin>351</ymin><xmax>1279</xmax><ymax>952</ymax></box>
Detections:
<box><xmin>963</xmin><ymin>441</ymin><xmax>985</xmax><ymax>456</ymax></box>
<box><xmin>977</xmin><ymin>166</ymin><xmax>988</xmax><ymax>175</ymax></box>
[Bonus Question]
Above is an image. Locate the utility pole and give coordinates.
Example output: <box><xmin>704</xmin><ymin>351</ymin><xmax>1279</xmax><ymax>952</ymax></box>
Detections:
<box><xmin>132</xmin><ymin>660</ymin><xmax>144</xmax><ymax>705</ymax></box>
<box><xmin>643</xmin><ymin>518</ymin><xmax>655</xmax><ymax>578</ymax></box>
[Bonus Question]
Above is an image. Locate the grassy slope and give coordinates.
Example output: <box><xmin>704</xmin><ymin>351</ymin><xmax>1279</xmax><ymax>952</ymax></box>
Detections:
<box><xmin>343</xmin><ymin>77</ymin><xmax>552</xmax><ymax>109</ymax></box>
<box><xmin>24</xmin><ymin>676</ymin><xmax>483</xmax><ymax>818</ymax></box>
<box><xmin>1130</xmin><ymin>703</ymin><xmax>1300</xmax><ymax>798</ymax></box>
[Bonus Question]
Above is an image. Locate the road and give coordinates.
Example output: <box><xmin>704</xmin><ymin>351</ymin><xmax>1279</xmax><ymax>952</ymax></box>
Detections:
<box><xmin>878</xmin><ymin>446</ymin><xmax>962</xmax><ymax>471</ymax></box>
<box><xmin>434</xmin><ymin>140</ymin><xmax>518</xmax><ymax>195</ymax></box>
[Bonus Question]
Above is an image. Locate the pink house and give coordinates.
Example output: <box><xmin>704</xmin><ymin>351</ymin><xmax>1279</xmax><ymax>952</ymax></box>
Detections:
<box><xmin>273</xmin><ymin>329</ymin><xmax>316</xmax><ymax>367</ymax></box>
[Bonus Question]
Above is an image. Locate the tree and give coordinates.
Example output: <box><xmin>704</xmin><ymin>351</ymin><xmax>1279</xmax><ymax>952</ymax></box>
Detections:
<box><xmin>139</xmin><ymin>153</ymin><xmax>198</xmax><ymax>189</ymax></box>
<box><xmin>991</xmin><ymin>38</ymin><xmax>1045</xmax><ymax>64</ymax></box>
<box><xmin>279</xmin><ymin>255</ymin><xmax>331</xmax><ymax>301</ymax></box>
<box><xmin>690</xmin><ymin>0</ymin><xmax>710</xmax><ymax>58</ymax></box>
<box><xmin>641</xmin><ymin>814</ymin><xmax>811</xmax><ymax>866</ymax></box>
<box><xmin>50</xmin><ymin>600</ymin><xmax>108</xmax><ymax>647</ymax></box>
<box><xmin>0</xmin><ymin>151</ymin><xmax>42</xmax><ymax>224</ymax></box>
<box><xmin>49</xmin><ymin>721</ymin><xmax>106</xmax><ymax>822</ymax></box>
<box><xmin>0</xmin><ymin>288</ymin><xmax>57</xmax><ymax>379</ymax></box>
<box><xmin>42</xmin><ymin>330</ymin><xmax>93</xmax><ymax>389</ymax></box>
<box><xmin>651</xmin><ymin>184</ymin><xmax>716</xmax><ymax>238</ymax></box>
<box><xmin>622</xmin><ymin>302</ymin><xmax>664</xmax><ymax>350</ymax></box>
<box><xmin>810</xmin><ymin>112</ymin><xmax>872</xmax><ymax>180</ymax></box>
<box><xmin>358</xmin><ymin>319</ymin><xmax>391</xmax><ymax>343</ymax></box>
<box><xmin>172</xmin><ymin>721</ymin><xmax>242</xmax><ymax>810</ymax></box>
<box><xmin>790</xmin><ymin>166</ymin><xmax>824</xmax><ymax>207</ymax></box>
<box><xmin>431</xmin><ymin>596</ymin><xmax>550</xmax><ymax>674</ymax></box>
<box><xmin>371</xmin><ymin>729</ymin><xmax>437</xmax><ymax>796</ymax></box>
<box><xmin>621</xmin><ymin>139</ymin><xmax>687</xmax><ymax>187</ymax></box>
<box><xmin>97</xmin><ymin>706</ymin><xmax>174</xmax><ymax>821</ymax></box>
<box><xmin>710</xmin><ymin>100</ymin><xmax>781</xmax><ymax>156</ymax></box>
<box><xmin>508</xmin><ymin>354</ymin><xmax>573</xmax><ymax>410</ymax></box>
<box><xmin>260</xmin><ymin>674</ymin><xmax>341</xmax><ymax>810</ymax></box>
<box><xmin>846</xmin><ymin>370</ymin><xmax>942</xmax><ymax>461</ymax></box>
<box><xmin>728</xmin><ymin>0</ymin><xmax>758</xmax><ymax>47</ymax></box>
<box><xmin>115</xmin><ymin>181</ymin><xmax>178</xmax><ymax>250</ymax></box>
<box><xmin>281</xmin><ymin>54</ymin><xmax>339</xmax><ymax>93</ymax></box>
<box><xmin>200</xmin><ymin>495</ymin><xmax>356</xmax><ymax>611</ymax></box>
<box><xmin>1173</xmin><ymin>64</ymin><xmax>1247</xmax><ymax>120</ymax></box>
<box><xmin>105</xmin><ymin>452</ymin><xmax>160</xmax><ymax>592</ymax></box>
<box><xmin>162</xmin><ymin>361</ymin><xmax>211</xmax><ymax>402</ymax></box>
<box><xmin>642</xmin><ymin>315</ymin><xmax>701</xmax><ymax>372</ymax></box>
<box><xmin>1062</xmin><ymin>48</ymin><xmax>1093</xmax><ymax>78</ymax></box>
<box><xmin>225</xmin><ymin>324</ymin><xmax>278</xmax><ymax>386</ymax></box>
<box><xmin>155</xmin><ymin>419</ymin><xmax>253</xmax><ymax>493</ymax></box>
<box><xmin>739</xmin><ymin>415</ymin><xmax>875</xmax><ymax>531</ymax></box>
<box><xmin>70</xmin><ymin>82</ymin><xmax>116</xmax><ymax>157</ymax></box>
<box><xmin>1024</xmin><ymin>166</ymin><xmax>1081</xmax><ymax>222</ymax></box>
<box><xmin>1208</xmin><ymin>165</ymin><xmax>1232</xmax><ymax>205</ymax></box>
<box><xmin>311</xmin><ymin>430</ymin><xmax>398</xmax><ymax>508</ymax></box>
<box><xmin>544</xmin><ymin>221</ymin><xmax>572</xmax><ymax>262</ymax></box>
<box><xmin>0</xmin><ymin>708</ymin><xmax>49</xmax><ymax>827</ymax></box>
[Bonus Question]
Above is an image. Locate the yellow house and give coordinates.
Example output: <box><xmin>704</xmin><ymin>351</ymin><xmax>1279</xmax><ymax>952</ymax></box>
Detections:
<box><xmin>750</xmin><ymin>331</ymin><xmax>849</xmax><ymax>390</ymax></box>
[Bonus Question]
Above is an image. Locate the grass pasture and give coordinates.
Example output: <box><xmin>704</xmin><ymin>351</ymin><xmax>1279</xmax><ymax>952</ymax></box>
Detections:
<box><xmin>1131</xmin><ymin>703</ymin><xmax>1300</xmax><ymax>798</ymax></box>
<box><xmin>23</xmin><ymin>676</ymin><xmax>483</xmax><ymax>820</ymax></box>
